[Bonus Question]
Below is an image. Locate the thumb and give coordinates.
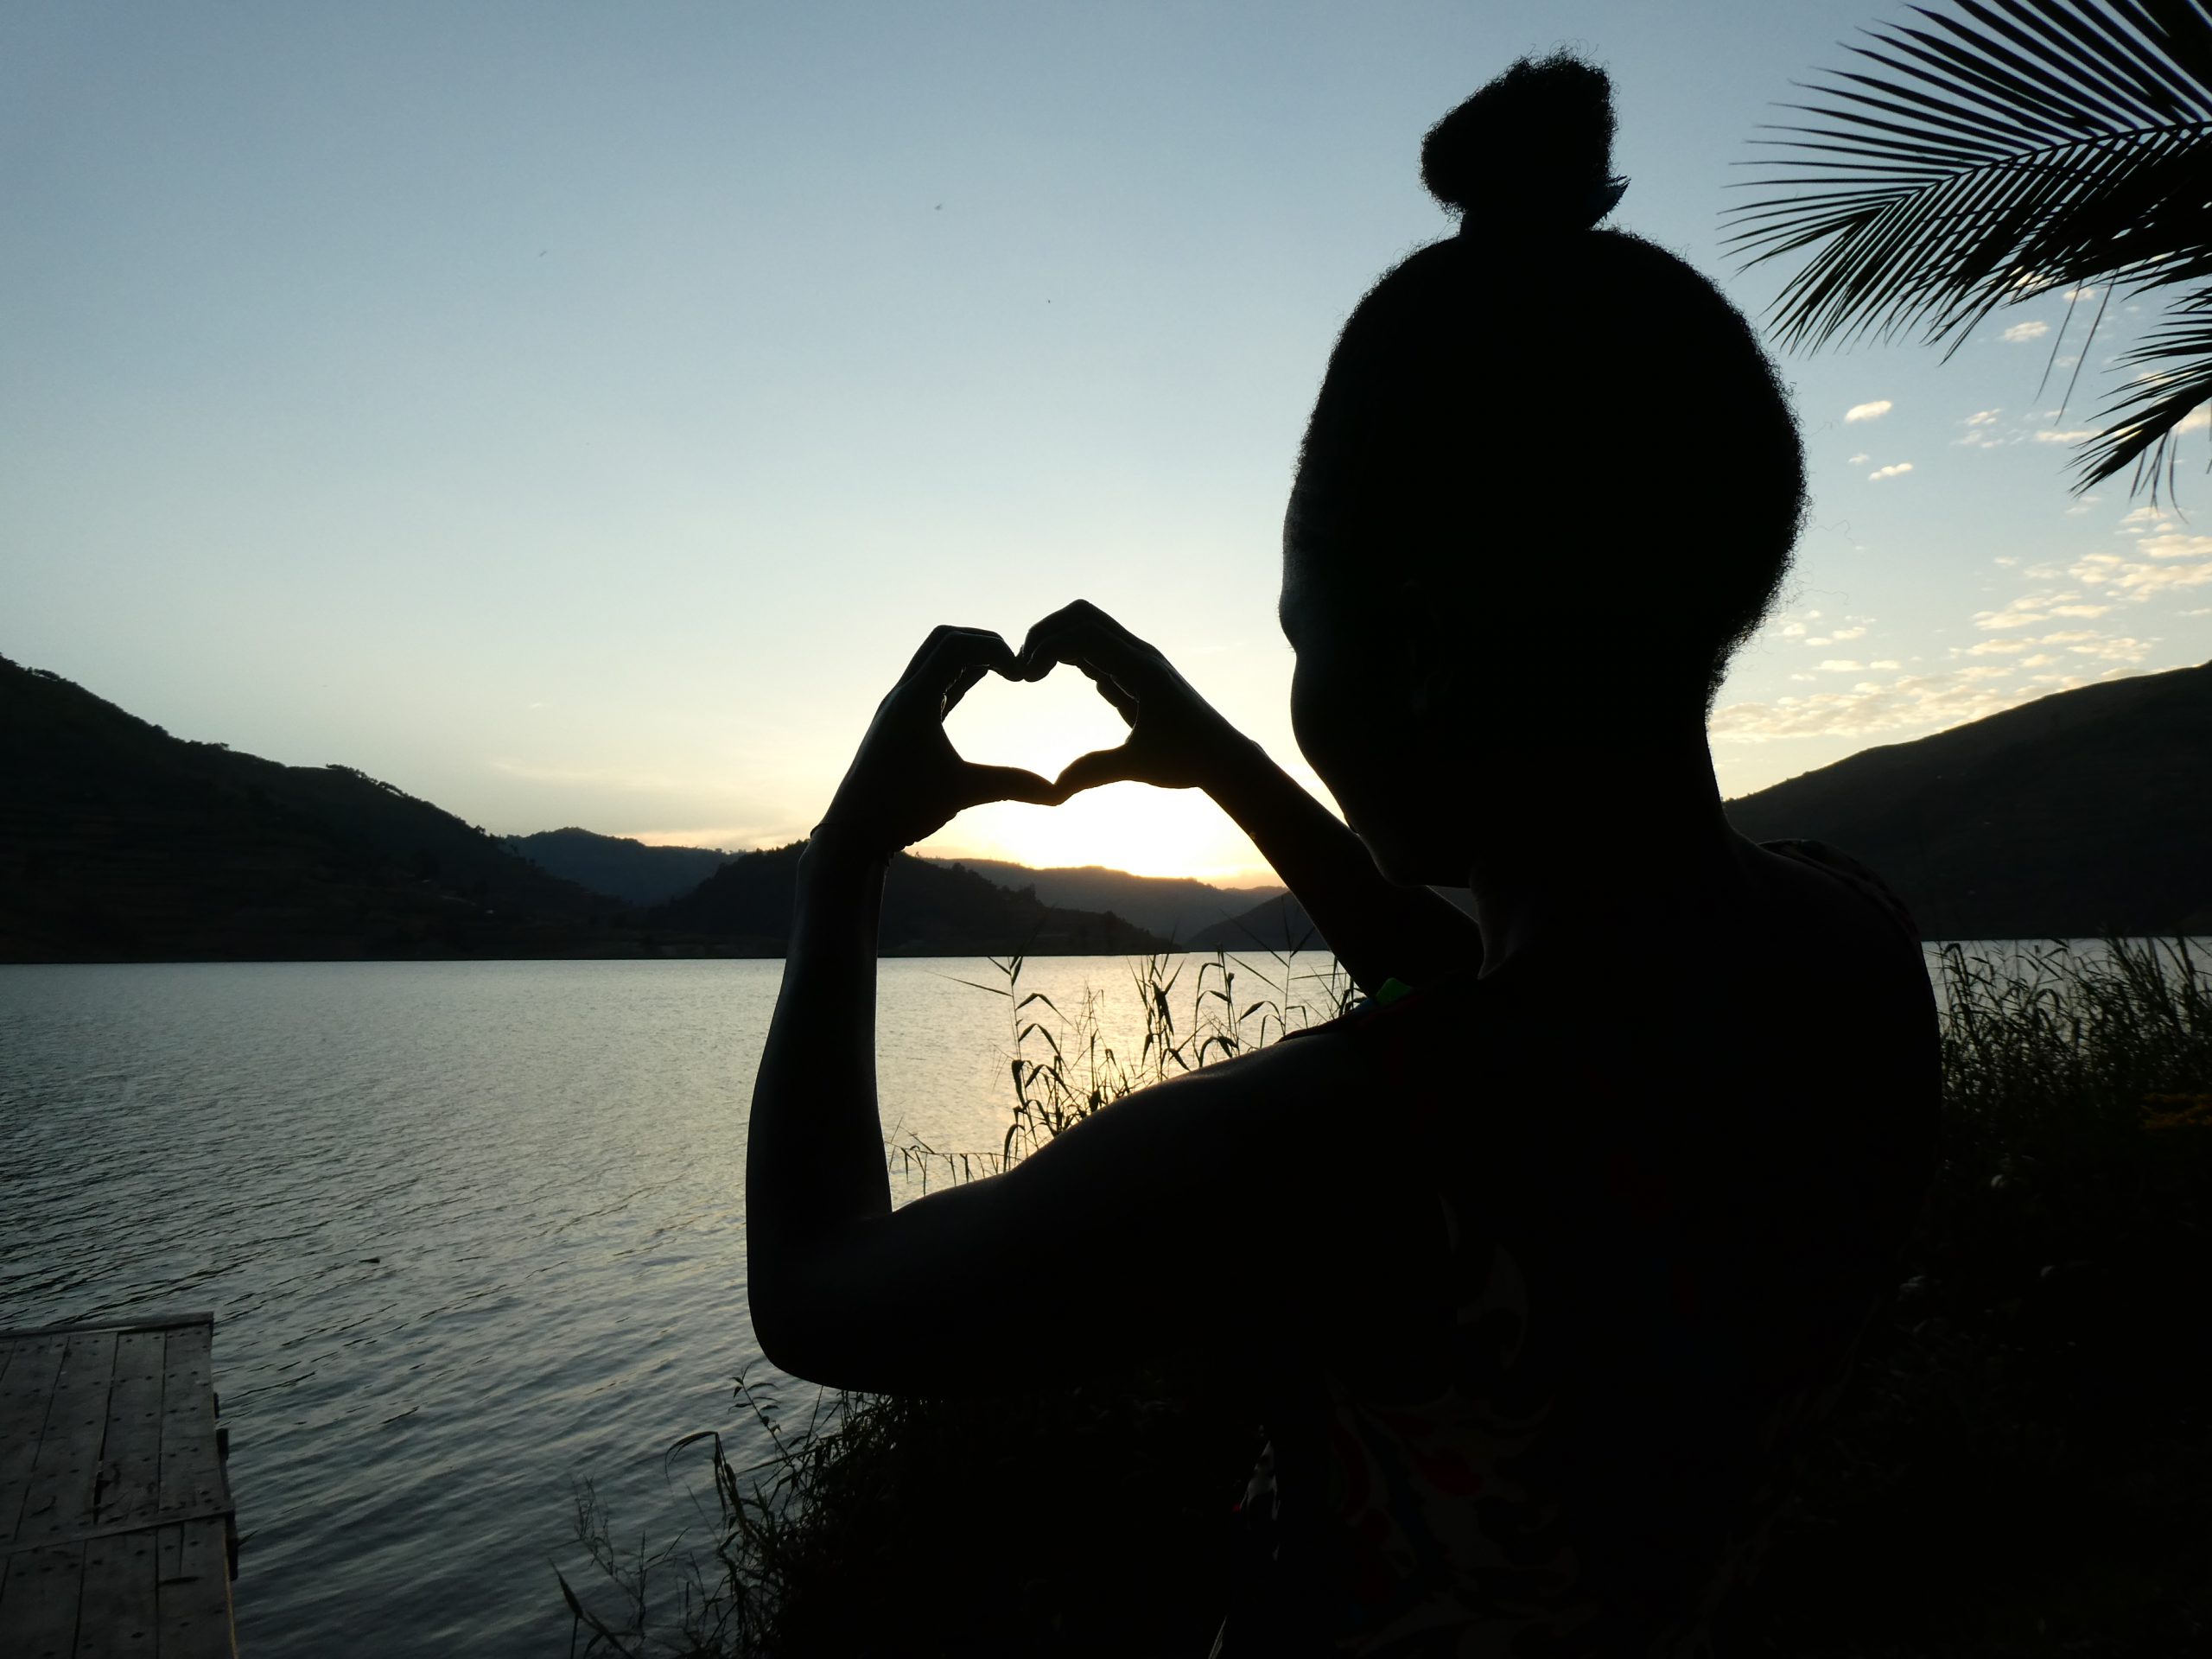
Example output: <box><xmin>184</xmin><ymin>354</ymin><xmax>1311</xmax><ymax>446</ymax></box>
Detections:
<box><xmin>1054</xmin><ymin>745</ymin><xmax>1142</xmax><ymax>798</ymax></box>
<box><xmin>959</xmin><ymin>763</ymin><xmax>1065</xmax><ymax>809</ymax></box>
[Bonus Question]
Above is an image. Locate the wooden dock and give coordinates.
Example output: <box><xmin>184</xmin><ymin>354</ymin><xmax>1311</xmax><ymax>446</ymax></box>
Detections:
<box><xmin>0</xmin><ymin>1313</ymin><xmax>237</xmax><ymax>1657</ymax></box>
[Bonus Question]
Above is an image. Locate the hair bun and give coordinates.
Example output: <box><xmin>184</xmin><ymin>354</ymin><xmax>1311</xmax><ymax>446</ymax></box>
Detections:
<box><xmin>1421</xmin><ymin>53</ymin><xmax>1626</xmax><ymax>236</ymax></box>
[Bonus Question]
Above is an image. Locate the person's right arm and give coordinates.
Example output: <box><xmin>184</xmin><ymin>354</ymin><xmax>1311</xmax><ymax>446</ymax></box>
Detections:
<box><xmin>1019</xmin><ymin>601</ymin><xmax>1479</xmax><ymax>994</ymax></box>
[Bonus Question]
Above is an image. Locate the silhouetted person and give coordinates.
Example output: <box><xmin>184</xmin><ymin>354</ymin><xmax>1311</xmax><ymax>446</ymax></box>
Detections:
<box><xmin>749</xmin><ymin>54</ymin><xmax>1938</xmax><ymax>1656</ymax></box>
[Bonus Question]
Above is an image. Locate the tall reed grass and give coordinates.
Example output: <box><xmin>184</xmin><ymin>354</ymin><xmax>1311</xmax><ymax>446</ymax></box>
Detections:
<box><xmin>563</xmin><ymin>938</ymin><xmax>2210</xmax><ymax>1658</ymax></box>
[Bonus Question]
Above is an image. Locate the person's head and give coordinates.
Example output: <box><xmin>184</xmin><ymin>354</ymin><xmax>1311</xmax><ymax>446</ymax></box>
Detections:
<box><xmin>1282</xmin><ymin>54</ymin><xmax>1806</xmax><ymax>882</ymax></box>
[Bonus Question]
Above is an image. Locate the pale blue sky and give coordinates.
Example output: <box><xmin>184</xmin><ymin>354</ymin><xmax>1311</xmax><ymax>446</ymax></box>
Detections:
<box><xmin>7</xmin><ymin>2</ymin><xmax>2208</xmax><ymax>880</ymax></box>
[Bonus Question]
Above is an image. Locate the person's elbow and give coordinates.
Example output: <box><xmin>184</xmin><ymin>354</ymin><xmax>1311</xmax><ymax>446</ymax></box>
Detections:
<box><xmin>747</xmin><ymin>1295</ymin><xmax>816</xmax><ymax>1386</ymax></box>
<box><xmin>747</xmin><ymin>1255</ymin><xmax>823</xmax><ymax>1379</ymax></box>
<box><xmin>748</xmin><ymin>1244</ymin><xmax>872</xmax><ymax>1384</ymax></box>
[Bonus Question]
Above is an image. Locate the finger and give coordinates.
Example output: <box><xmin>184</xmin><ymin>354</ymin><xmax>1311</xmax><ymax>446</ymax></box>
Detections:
<box><xmin>1020</xmin><ymin>607</ymin><xmax>1135</xmax><ymax>677</ymax></box>
<box><xmin>1054</xmin><ymin>745</ymin><xmax>1142</xmax><ymax>797</ymax></box>
<box><xmin>941</xmin><ymin>662</ymin><xmax>989</xmax><ymax>716</ymax></box>
<box><xmin>1066</xmin><ymin>654</ymin><xmax>1139</xmax><ymax>723</ymax></box>
<box><xmin>899</xmin><ymin>624</ymin><xmax>959</xmax><ymax>683</ymax></box>
<box><xmin>1015</xmin><ymin>601</ymin><xmax>1099</xmax><ymax>675</ymax></box>
<box><xmin>1018</xmin><ymin>601</ymin><xmax>1147</xmax><ymax>681</ymax></box>
<box><xmin>902</xmin><ymin>627</ymin><xmax>1021</xmax><ymax>708</ymax></box>
<box><xmin>958</xmin><ymin>762</ymin><xmax>1065</xmax><ymax>810</ymax></box>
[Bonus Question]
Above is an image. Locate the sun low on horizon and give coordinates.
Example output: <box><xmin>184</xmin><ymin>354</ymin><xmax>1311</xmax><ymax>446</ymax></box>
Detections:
<box><xmin>614</xmin><ymin>653</ymin><xmax>1315</xmax><ymax>886</ymax></box>
<box><xmin>7</xmin><ymin>0</ymin><xmax>2211</xmax><ymax>887</ymax></box>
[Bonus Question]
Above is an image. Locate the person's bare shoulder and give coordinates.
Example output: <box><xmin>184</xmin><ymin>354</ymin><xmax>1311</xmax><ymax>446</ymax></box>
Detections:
<box><xmin>1018</xmin><ymin>1008</ymin><xmax>1383</xmax><ymax>1190</ymax></box>
<box><xmin>1748</xmin><ymin>836</ymin><xmax>1923</xmax><ymax>946</ymax></box>
<box><xmin>1737</xmin><ymin>837</ymin><xmax>1941</xmax><ymax>1120</ymax></box>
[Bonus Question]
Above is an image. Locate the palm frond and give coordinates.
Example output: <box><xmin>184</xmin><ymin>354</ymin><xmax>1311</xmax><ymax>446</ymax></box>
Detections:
<box><xmin>2077</xmin><ymin>284</ymin><xmax>2212</xmax><ymax>494</ymax></box>
<box><xmin>1728</xmin><ymin>0</ymin><xmax>2212</xmax><ymax>491</ymax></box>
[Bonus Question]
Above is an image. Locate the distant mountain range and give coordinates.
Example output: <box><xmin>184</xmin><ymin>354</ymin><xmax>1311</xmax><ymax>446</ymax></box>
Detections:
<box><xmin>658</xmin><ymin>846</ymin><xmax>1167</xmax><ymax>957</ymax></box>
<box><xmin>498</xmin><ymin>836</ymin><xmax>1272</xmax><ymax>944</ymax></box>
<box><xmin>0</xmin><ymin>658</ymin><xmax>1162</xmax><ymax>961</ymax></box>
<box><xmin>0</xmin><ymin>655</ymin><xmax>622</xmax><ymax>961</ymax></box>
<box><xmin>5</xmin><ymin>650</ymin><xmax>2203</xmax><ymax>960</ymax></box>
<box><xmin>505</xmin><ymin>827</ymin><xmax>734</xmax><ymax>907</ymax></box>
<box><xmin>1724</xmin><ymin>659</ymin><xmax>2212</xmax><ymax>938</ymax></box>
<box><xmin>919</xmin><ymin>859</ymin><xmax>1286</xmax><ymax>944</ymax></box>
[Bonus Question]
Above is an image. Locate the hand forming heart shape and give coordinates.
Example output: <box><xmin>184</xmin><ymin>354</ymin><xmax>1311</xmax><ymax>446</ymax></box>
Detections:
<box><xmin>1014</xmin><ymin>600</ymin><xmax>1243</xmax><ymax>798</ymax></box>
<box><xmin>935</xmin><ymin>655</ymin><xmax>1132</xmax><ymax>791</ymax></box>
<box><xmin>814</xmin><ymin>605</ymin><xmax>1243</xmax><ymax>861</ymax></box>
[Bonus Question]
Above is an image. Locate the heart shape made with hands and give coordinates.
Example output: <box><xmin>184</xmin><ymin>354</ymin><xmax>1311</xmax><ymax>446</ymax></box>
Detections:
<box><xmin>940</xmin><ymin>658</ymin><xmax>1134</xmax><ymax>799</ymax></box>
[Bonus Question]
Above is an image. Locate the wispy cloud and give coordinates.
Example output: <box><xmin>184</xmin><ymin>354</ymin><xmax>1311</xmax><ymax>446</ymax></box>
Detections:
<box><xmin>2138</xmin><ymin>531</ymin><xmax>2212</xmax><ymax>559</ymax></box>
<box><xmin>2068</xmin><ymin>550</ymin><xmax>2212</xmax><ymax>598</ymax></box>
<box><xmin>1952</xmin><ymin>627</ymin><xmax>2149</xmax><ymax>665</ymax></box>
<box><xmin>2059</xmin><ymin>634</ymin><xmax>2154</xmax><ymax>663</ymax></box>
<box><xmin>1953</xmin><ymin>407</ymin><xmax>2013</xmax><ymax>450</ymax></box>
<box><xmin>1769</xmin><ymin>608</ymin><xmax>1821</xmax><ymax>640</ymax></box>
<box><xmin>1714</xmin><ymin>663</ymin><xmax>2141</xmax><ymax>743</ymax></box>
<box><xmin>1845</xmin><ymin>399</ymin><xmax>1893</xmax><ymax>423</ymax></box>
<box><xmin>2035</xmin><ymin>428</ymin><xmax>2102</xmax><ymax>442</ymax></box>
<box><xmin>1802</xmin><ymin>620</ymin><xmax>1870</xmax><ymax>646</ymax></box>
<box><xmin>1713</xmin><ymin>667</ymin><xmax>2020</xmax><ymax>741</ymax></box>
<box><xmin>2003</xmin><ymin>319</ymin><xmax>2050</xmax><ymax>342</ymax></box>
<box><xmin>1847</xmin><ymin>451</ymin><xmax>1870</xmax><ymax>465</ymax></box>
<box><xmin>1868</xmin><ymin>461</ymin><xmax>1914</xmax><ymax>481</ymax></box>
<box><xmin>1972</xmin><ymin>591</ymin><xmax>2115</xmax><ymax>629</ymax></box>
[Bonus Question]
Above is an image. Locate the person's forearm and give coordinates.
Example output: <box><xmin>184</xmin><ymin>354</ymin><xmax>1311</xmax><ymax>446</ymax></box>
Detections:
<box><xmin>1205</xmin><ymin>737</ymin><xmax>1480</xmax><ymax>993</ymax></box>
<box><xmin>746</xmin><ymin>841</ymin><xmax>895</xmax><ymax>1338</ymax></box>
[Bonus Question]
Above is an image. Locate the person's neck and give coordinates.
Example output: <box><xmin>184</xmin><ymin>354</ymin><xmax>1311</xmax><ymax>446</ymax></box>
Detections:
<box><xmin>1464</xmin><ymin>728</ymin><xmax>1746</xmax><ymax>978</ymax></box>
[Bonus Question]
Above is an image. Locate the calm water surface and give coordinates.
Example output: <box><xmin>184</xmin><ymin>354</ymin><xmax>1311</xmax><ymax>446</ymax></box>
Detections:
<box><xmin>3</xmin><ymin>942</ymin><xmax>2198</xmax><ymax>1653</ymax></box>
<box><xmin>0</xmin><ymin>955</ymin><xmax>1344</xmax><ymax>1656</ymax></box>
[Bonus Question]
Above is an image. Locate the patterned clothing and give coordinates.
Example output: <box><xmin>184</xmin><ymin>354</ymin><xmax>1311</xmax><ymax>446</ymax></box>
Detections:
<box><xmin>1215</xmin><ymin>842</ymin><xmax>1940</xmax><ymax>1656</ymax></box>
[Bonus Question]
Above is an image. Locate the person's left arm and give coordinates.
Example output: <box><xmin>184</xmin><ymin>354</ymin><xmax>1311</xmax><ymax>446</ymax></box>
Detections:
<box><xmin>744</xmin><ymin>626</ymin><xmax>1354</xmax><ymax>1394</ymax></box>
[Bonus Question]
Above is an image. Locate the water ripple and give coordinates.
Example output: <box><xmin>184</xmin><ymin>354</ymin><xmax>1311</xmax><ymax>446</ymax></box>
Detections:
<box><xmin>0</xmin><ymin>956</ymin><xmax>1144</xmax><ymax>1656</ymax></box>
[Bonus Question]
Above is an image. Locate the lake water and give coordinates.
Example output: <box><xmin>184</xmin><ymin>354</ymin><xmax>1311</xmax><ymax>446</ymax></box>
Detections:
<box><xmin>0</xmin><ymin>953</ymin><xmax>1355</xmax><ymax>1656</ymax></box>
<box><xmin>4</xmin><ymin>941</ymin><xmax>2202</xmax><ymax>1654</ymax></box>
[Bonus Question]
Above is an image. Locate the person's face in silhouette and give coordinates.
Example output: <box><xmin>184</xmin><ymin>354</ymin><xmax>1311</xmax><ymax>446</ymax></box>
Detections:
<box><xmin>1281</xmin><ymin>499</ymin><xmax>1466</xmax><ymax>887</ymax></box>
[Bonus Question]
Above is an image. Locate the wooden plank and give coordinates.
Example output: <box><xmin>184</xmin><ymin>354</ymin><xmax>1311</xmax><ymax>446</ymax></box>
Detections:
<box><xmin>0</xmin><ymin>1319</ymin><xmax>234</xmax><ymax>1656</ymax></box>
<box><xmin>7</xmin><ymin>1329</ymin><xmax>118</xmax><ymax>1550</ymax></box>
<box><xmin>0</xmin><ymin>1336</ymin><xmax>68</xmax><ymax>1544</ymax></box>
<box><xmin>156</xmin><ymin>1325</ymin><xmax>223</xmax><ymax>1522</ymax></box>
<box><xmin>75</xmin><ymin>1525</ymin><xmax>159</xmax><ymax>1656</ymax></box>
<box><xmin>0</xmin><ymin>1541</ymin><xmax>85</xmax><ymax>1659</ymax></box>
<box><xmin>155</xmin><ymin>1519</ymin><xmax>235</xmax><ymax>1659</ymax></box>
<box><xmin>92</xmin><ymin>1331</ymin><xmax>166</xmax><ymax>1534</ymax></box>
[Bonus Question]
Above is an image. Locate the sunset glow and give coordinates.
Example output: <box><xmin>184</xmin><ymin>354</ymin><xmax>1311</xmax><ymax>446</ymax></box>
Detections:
<box><xmin>6</xmin><ymin>2</ymin><xmax>2209</xmax><ymax>880</ymax></box>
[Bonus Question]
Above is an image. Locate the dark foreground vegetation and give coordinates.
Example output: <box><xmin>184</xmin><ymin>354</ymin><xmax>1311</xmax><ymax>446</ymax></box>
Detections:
<box><xmin>566</xmin><ymin>938</ymin><xmax>2210</xmax><ymax>1657</ymax></box>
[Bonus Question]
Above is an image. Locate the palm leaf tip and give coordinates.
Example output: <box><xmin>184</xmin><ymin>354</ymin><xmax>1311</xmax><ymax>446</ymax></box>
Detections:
<box><xmin>1727</xmin><ymin>0</ymin><xmax>2212</xmax><ymax>493</ymax></box>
